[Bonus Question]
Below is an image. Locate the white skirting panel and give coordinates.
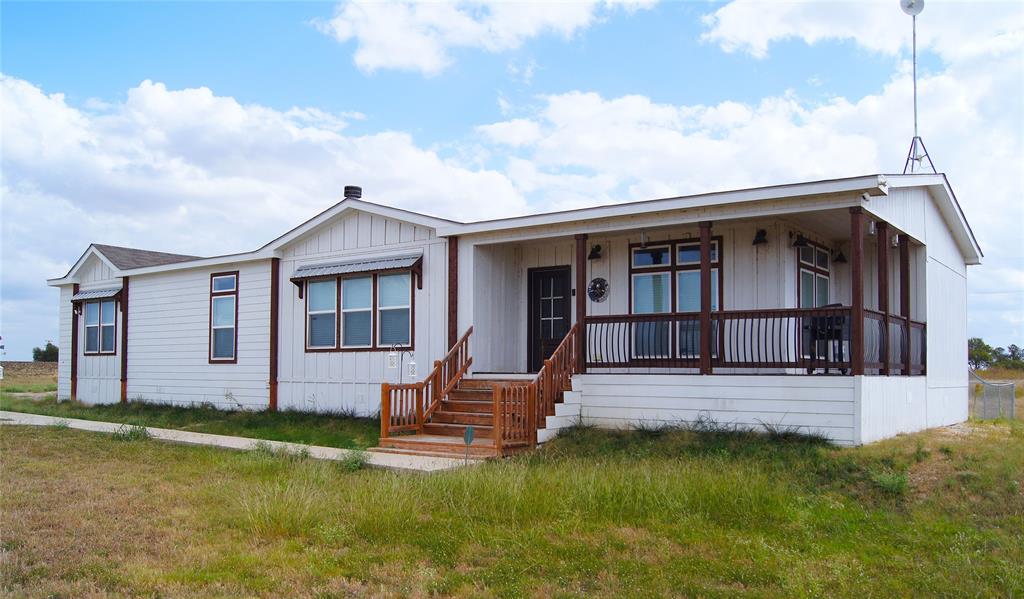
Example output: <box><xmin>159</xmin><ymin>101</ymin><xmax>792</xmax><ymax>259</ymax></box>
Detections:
<box><xmin>855</xmin><ymin>376</ymin><xmax>930</xmax><ymax>444</ymax></box>
<box><xmin>572</xmin><ymin>374</ymin><xmax>858</xmax><ymax>445</ymax></box>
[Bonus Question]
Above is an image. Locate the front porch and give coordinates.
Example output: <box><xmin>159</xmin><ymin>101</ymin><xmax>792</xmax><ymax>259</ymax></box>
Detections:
<box><xmin>376</xmin><ymin>203</ymin><xmax>931</xmax><ymax>457</ymax></box>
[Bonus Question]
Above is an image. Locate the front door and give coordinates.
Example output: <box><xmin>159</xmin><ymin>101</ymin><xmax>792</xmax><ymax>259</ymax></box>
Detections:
<box><xmin>527</xmin><ymin>266</ymin><xmax>572</xmax><ymax>373</ymax></box>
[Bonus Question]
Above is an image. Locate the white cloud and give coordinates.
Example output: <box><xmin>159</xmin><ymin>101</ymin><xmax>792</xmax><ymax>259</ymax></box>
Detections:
<box><xmin>314</xmin><ymin>0</ymin><xmax>655</xmax><ymax>75</ymax></box>
<box><xmin>701</xmin><ymin>0</ymin><xmax>1023</xmax><ymax>62</ymax></box>
<box><xmin>476</xmin><ymin>118</ymin><xmax>543</xmax><ymax>146</ymax></box>
<box><xmin>0</xmin><ymin>75</ymin><xmax>528</xmax><ymax>359</ymax></box>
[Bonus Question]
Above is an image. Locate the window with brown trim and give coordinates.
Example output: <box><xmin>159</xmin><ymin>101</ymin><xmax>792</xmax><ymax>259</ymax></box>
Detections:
<box><xmin>797</xmin><ymin>243</ymin><xmax>831</xmax><ymax>308</ymax></box>
<box><xmin>209</xmin><ymin>272</ymin><xmax>238</xmax><ymax>363</ymax></box>
<box><xmin>84</xmin><ymin>299</ymin><xmax>117</xmax><ymax>355</ymax></box>
<box><xmin>305</xmin><ymin>271</ymin><xmax>414</xmax><ymax>352</ymax></box>
<box><xmin>628</xmin><ymin>237</ymin><xmax>724</xmax><ymax>359</ymax></box>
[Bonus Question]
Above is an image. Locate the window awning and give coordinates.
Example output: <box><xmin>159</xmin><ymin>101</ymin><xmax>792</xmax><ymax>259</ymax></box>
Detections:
<box><xmin>71</xmin><ymin>287</ymin><xmax>122</xmax><ymax>302</ymax></box>
<box><xmin>290</xmin><ymin>252</ymin><xmax>423</xmax><ymax>294</ymax></box>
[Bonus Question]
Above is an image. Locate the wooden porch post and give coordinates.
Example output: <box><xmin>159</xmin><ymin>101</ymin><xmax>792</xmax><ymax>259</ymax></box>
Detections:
<box><xmin>850</xmin><ymin>208</ymin><xmax>865</xmax><ymax>375</ymax></box>
<box><xmin>70</xmin><ymin>283</ymin><xmax>79</xmax><ymax>401</ymax></box>
<box><xmin>699</xmin><ymin>221</ymin><xmax>713</xmax><ymax>375</ymax></box>
<box><xmin>447</xmin><ymin>236</ymin><xmax>459</xmax><ymax>349</ymax></box>
<box><xmin>900</xmin><ymin>235</ymin><xmax>912</xmax><ymax>376</ymax></box>
<box><xmin>120</xmin><ymin>277</ymin><xmax>129</xmax><ymax>403</ymax></box>
<box><xmin>575</xmin><ymin>233</ymin><xmax>588</xmax><ymax>374</ymax></box>
<box><xmin>269</xmin><ymin>257</ymin><xmax>280</xmax><ymax>411</ymax></box>
<box><xmin>876</xmin><ymin>221</ymin><xmax>890</xmax><ymax>375</ymax></box>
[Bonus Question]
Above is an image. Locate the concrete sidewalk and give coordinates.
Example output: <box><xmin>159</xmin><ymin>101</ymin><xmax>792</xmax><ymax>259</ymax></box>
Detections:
<box><xmin>0</xmin><ymin>411</ymin><xmax>473</xmax><ymax>473</ymax></box>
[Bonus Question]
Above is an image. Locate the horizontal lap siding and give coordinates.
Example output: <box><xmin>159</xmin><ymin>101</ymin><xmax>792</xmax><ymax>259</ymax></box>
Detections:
<box><xmin>127</xmin><ymin>261</ymin><xmax>271</xmax><ymax>409</ymax></box>
<box><xmin>72</xmin><ymin>256</ymin><xmax>123</xmax><ymax>404</ymax></box>
<box><xmin>574</xmin><ymin>374</ymin><xmax>857</xmax><ymax>445</ymax></box>
<box><xmin>57</xmin><ymin>286</ymin><xmax>72</xmax><ymax>399</ymax></box>
<box><xmin>277</xmin><ymin>210</ymin><xmax>446</xmax><ymax>417</ymax></box>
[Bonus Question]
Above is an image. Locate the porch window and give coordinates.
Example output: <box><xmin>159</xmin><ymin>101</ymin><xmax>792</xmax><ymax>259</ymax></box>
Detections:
<box><xmin>798</xmin><ymin>244</ymin><xmax>831</xmax><ymax>308</ymax></box>
<box><xmin>210</xmin><ymin>272</ymin><xmax>238</xmax><ymax>362</ymax></box>
<box><xmin>307</xmin><ymin>279</ymin><xmax>337</xmax><ymax>349</ymax></box>
<box><xmin>377</xmin><ymin>273</ymin><xmax>411</xmax><ymax>347</ymax></box>
<box><xmin>631</xmin><ymin>272</ymin><xmax>671</xmax><ymax>358</ymax></box>
<box><xmin>84</xmin><ymin>299</ymin><xmax>117</xmax><ymax>355</ymax></box>
<box><xmin>342</xmin><ymin>276</ymin><xmax>373</xmax><ymax>348</ymax></box>
<box><xmin>631</xmin><ymin>245</ymin><xmax>671</xmax><ymax>268</ymax></box>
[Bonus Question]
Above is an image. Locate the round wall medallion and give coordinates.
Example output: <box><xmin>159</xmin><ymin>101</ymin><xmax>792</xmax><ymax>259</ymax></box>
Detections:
<box><xmin>587</xmin><ymin>277</ymin><xmax>609</xmax><ymax>302</ymax></box>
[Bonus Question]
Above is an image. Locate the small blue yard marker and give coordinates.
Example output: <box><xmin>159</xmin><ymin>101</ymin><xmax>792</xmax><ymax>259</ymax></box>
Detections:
<box><xmin>463</xmin><ymin>425</ymin><xmax>475</xmax><ymax>464</ymax></box>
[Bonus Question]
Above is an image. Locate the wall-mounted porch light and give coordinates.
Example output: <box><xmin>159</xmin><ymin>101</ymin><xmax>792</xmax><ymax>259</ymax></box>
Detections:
<box><xmin>833</xmin><ymin>249</ymin><xmax>848</xmax><ymax>264</ymax></box>
<box><xmin>588</xmin><ymin>244</ymin><xmax>603</xmax><ymax>260</ymax></box>
<box><xmin>752</xmin><ymin>229</ymin><xmax>768</xmax><ymax>246</ymax></box>
<box><xmin>790</xmin><ymin>232</ymin><xmax>809</xmax><ymax>248</ymax></box>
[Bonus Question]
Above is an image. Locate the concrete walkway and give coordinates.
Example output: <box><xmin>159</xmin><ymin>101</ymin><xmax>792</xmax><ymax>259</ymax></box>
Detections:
<box><xmin>0</xmin><ymin>411</ymin><xmax>473</xmax><ymax>473</ymax></box>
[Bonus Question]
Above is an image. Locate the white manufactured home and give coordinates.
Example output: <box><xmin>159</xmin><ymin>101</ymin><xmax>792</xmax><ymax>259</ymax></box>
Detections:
<box><xmin>48</xmin><ymin>174</ymin><xmax>981</xmax><ymax>456</ymax></box>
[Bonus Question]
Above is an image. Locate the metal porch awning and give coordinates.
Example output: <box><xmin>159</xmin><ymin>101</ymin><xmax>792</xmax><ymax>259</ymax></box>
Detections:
<box><xmin>71</xmin><ymin>287</ymin><xmax>122</xmax><ymax>302</ymax></box>
<box><xmin>290</xmin><ymin>252</ymin><xmax>423</xmax><ymax>295</ymax></box>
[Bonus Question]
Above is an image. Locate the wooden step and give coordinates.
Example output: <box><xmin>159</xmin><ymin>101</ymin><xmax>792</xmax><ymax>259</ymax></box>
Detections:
<box><xmin>376</xmin><ymin>434</ymin><xmax>496</xmax><ymax>458</ymax></box>
<box><xmin>422</xmin><ymin>422</ymin><xmax>494</xmax><ymax>438</ymax></box>
<box><xmin>369</xmin><ymin>447</ymin><xmax>488</xmax><ymax>460</ymax></box>
<box><xmin>441</xmin><ymin>399</ymin><xmax>493</xmax><ymax>413</ymax></box>
<box><xmin>430</xmin><ymin>410</ymin><xmax>493</xmax><ymax>426</ymax></box>
<box><xmin>448</xmin><ymin>388</ymin><xmax>493</xmax><ymax>401</ymax></box>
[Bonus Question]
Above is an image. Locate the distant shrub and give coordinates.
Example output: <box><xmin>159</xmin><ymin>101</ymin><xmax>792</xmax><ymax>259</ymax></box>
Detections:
<box><xmin>338</xmin><ymin>450</ymin><xmax>368</xmax><ymax>472</ymax></box>
<box><xmin>32</xmin><ymin>342</ymin><xmax>59</xmax><ymax>362</ymax></box>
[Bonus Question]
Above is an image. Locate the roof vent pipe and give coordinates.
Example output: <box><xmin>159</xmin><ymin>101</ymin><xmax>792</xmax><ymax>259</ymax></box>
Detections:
<box><xmin>344</xmin><ymin>185</ymin><xmax>362</xmax><ymax>199</ymax></box>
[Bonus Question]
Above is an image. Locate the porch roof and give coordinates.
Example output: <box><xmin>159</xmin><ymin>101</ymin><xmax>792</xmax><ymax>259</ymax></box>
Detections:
<box><xmin>290</xmin><ymin>252</ymin><xmax>423</xmax><ymax>280</ymax></box>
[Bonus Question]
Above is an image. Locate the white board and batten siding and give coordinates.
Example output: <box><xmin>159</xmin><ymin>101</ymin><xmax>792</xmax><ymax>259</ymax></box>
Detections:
<box><xmin>127</xmin><ymin>260</ymin><xmax>271</xmax><ymax>409</ymax></box>
<box><xmin>61</xmin><ymin>255</ymin><xmax>122</xmax><ymax>404</ymax></box>
<box><xmin>573</xmin><ymin>374</ymin><xmax>858</xmax><ymax>445</ymax></box>
<box><xmin>275</xmin><ymin>210</ymin><xmax>448</xmax><ymax>417</ymax></box>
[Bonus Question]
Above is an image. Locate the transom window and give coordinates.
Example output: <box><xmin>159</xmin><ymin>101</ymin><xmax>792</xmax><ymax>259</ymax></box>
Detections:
<box><xmin>305</xmin><ymin>271</ymin><xmax>413</xmax><ymax>351</ymax></box>
<box><xmin>209</xmin><ymin>272</ymin><xmax>238</xmax><ymax>362</ymax></box>
<box><xmin>798</xmin><ymin>244</ymin><xmax>831</xmax><ymax>308</ymax></box>
<box><xmin>84</xmin><ymin>299</ymin><xmax>117</xmax><ymax>354</ymax></box>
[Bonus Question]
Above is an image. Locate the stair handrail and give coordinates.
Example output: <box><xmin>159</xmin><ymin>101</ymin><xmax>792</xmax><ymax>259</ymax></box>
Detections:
<box><xmin>493</xmin><ymin>323</ymin><xmax>579</xmax><ymax>455</ymax></box>
<box><xmin>380</xmin><ymin>326</ymin><xmax>473</xmax><ymax>439</ymax></box>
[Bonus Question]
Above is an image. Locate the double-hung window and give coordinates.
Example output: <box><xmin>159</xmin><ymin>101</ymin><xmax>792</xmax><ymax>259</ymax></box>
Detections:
<box><xmin>307</xmin><ymin>280</ymin><xmax>337</xmax><ymax>348</ymax></box>
<box><xmin>210</xmin><ymin>272</ymin><xmax>238</xmax><ymax>362</ymax></box>
<box><xmin>342</xmin><ymin>277</ymin><xmax>373</xmax><ymax>348</ymax></box>
<box><xmin>378</xmin><ymin>273</ymin><xmax>411</xmax><ymax>347</ymax></box>
<box><xmin>84</xmin><ymin>299</ymin><xmax>117</xmax><ymax>354</ymax></box>
<box><xmin>798</xmin><ymin>245</ymin><xmax>831</xmax><ymax>308</ymax></box>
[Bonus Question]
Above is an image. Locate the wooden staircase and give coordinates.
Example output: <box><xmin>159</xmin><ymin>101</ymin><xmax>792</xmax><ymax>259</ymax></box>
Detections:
<box><xmin>374</xmin><ymin>379</ymin><xmax>520</xmax><ymax>458</ymax></box>
<box><xmin>372</xmin><ymin>325</ymin><xmax>580</xmax><ymax>459</ymax></box>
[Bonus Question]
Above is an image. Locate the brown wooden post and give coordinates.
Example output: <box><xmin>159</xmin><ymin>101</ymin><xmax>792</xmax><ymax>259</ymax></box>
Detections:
<box><xmin>70</xmin><ymin>283</ymin><xmax>79</xmax><ymax>401</ymax></box>
<box><xmin>528</xmin><ymin>383</ymin><xmax>538</xmax><ymax>447</ymax></box>
<box><xmin>574</xmin><ymin>233</ymin><xmax>588</xmax><ymax>374</ymax></box>
<box><xmin>416</xmin><ymin>383</ymin><xmax>425</xmax><ymax>434</ymax></box>
<box><xmin>433</xmin><ymin>360</ymin><xmax>443</xmax><ymax>406</ymax></box>
<box><xmin>876</xmin><ymin>221</ymin><xmax>890</xmax><ymax>375</ymax></box>
<box><xmin>447</xmin><ymin>236</ymin><xmax>459</xmax><ymax>349</ymax></box>
<box><xmin>699</xmin><ymin>221</ymin><xmax>713</xmax><ymax>375</ymax></box>
<box><xmin>380</xmin><ymin>383</ymin><xmax>391</xmax><ymax>439</ymax></box>
<box><xmin>492</xmin><ymin>384</ymin><xmax>504</xmax><ymax>457</ymax></box>
<box><xmin>850</xmin><ymin>208</ymin><xmax>865</xmax><ymax>375</ymax></box>
<box><xmin>900</xmin><ymin>235</ymin><xmax>912</xmax><ymax>376</ymax></box>
<box><xmin>269</xmin><ymin>257</ymin><xmax>280</xmax><ymax>411</ymax></box>
<box><xmin>120</xmin><ymin>277</ymin><xmax>129</xmax><ymax>403</ymax></box>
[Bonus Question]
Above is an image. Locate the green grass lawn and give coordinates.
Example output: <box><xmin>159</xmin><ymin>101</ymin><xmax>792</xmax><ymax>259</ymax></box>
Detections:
<box><xmin>2</xmin><ymin>420</ymin><xmax>1021</xmax><ymax>597</ymax></box>
<box><xmin>0</xmin><ymin>394</ymin><xmax>379</xmax><ymax>450</ymax></box>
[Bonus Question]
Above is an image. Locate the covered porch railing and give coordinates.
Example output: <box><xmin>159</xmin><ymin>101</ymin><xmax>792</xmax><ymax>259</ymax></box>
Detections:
<box><xmin>584</xmin><ymin>307</ymin><xmax>924</xmax><ymax>375</ymax></box>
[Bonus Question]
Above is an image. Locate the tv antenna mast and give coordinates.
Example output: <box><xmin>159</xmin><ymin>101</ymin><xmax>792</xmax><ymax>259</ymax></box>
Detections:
<box><xmin>900</xmin><ymin>0</ymin><xmax>937</xmax><ymax>174</ymax></box>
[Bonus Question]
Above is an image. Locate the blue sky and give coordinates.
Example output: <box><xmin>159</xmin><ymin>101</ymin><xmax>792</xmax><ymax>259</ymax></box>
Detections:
<box><xmin>1</xmin><ymin>0</ymin><xmax>1021</xmax><ymax>359</ymax></box>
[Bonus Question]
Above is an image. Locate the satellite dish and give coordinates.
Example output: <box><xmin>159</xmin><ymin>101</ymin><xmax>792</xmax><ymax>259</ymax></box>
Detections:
<box><xmin>900</xmin><ymin>0</ymin><xmax>924</xmax><ymax>16</ymax></box>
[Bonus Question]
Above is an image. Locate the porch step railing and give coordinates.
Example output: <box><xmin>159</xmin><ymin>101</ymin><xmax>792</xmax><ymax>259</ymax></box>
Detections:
<box><xmin>379</xmin><ymin>326</ymin><xmax>473</xmax><ymax>439</ymax></box>
<box><xmin>493</xmin><ymin>324</ymin><xmax>579</xmax><ymax>456</ymax></box>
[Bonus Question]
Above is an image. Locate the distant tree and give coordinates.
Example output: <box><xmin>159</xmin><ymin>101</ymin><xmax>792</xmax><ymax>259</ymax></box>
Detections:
<box><xmin>1008</xmin><ymin>344</ymin><xmax>1022</xmax><ymax>362</ymax></box>
<box><xmin>968</xmin><ymin>337</ymin><xmax>994</xmax><ymax>369</ymax></box>
<box><xmin>32</xmin><ymin>342</ymin><xmax>58</xmax><ymax>362</ymax></box>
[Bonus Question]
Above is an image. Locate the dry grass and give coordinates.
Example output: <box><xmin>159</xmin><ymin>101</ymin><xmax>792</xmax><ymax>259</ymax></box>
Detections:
<box><xmin>2</xmin><ymin>420</ymin><xmax>1022</xmax><ymax>598</ymax></box>
<box><xmin>0</xmin><ymin>361</ymin><xmax>57</xmax><ymax>393</ymax></box>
